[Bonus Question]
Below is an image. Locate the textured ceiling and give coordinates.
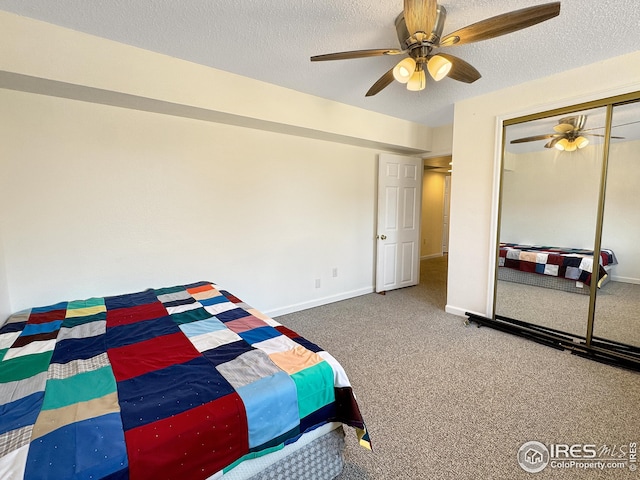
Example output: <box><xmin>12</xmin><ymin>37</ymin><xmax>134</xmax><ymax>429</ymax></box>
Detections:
<box><xmin>0</xmin><ymin>0</ymin><xmax>638</xmax><ymax>127</ymax></box>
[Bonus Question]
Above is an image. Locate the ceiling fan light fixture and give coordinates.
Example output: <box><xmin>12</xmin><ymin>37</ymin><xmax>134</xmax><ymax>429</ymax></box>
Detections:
<box><xmin>392</xmin><ymin>57</ymin><xmax>416</xmax><ymax>83</ymax></box>
<box><xmin>406</xmin><ymin>67</ymin><xmax>426</xmax><ymax>91</ymax></box>
<box><xmin>427</xmin><ymin>55</ymin><xmax>452</xmax><ymax>81</ymax></box>
<box><xmin>575</xmin><ymin>136</ymin><xmax>589</xmax><ymax>149</ymax></box>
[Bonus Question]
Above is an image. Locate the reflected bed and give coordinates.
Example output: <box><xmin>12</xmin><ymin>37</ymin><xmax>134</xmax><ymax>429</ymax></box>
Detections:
<box><xmin>498</xmin><ymin>243</ymin><xmax>617</xmax><ymax>294</ymax></box>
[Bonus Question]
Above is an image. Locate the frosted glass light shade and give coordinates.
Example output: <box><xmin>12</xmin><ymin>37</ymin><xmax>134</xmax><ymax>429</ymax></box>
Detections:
<box><xmin>393</xmin><ymin>58</ymin><xmax>416</xmax><ymax>84</ymax></box>
<box><xmin>575</xmin><ymin>136</ymin><xmax>589</xmax><ymax>149</ymax></box>
<box><xmin>555</xmin><ymin>138</ymin><xmax>569</xmax><ymax>151</ymax></box>
<box><xmin>406</xmin><ymin>68</ymin><xmax>426</xmax><ymax>91</ymax></box>
<box><xmin>427</xmin><ymin>55</ymin><xmax>452</xmax><ymax>81</ymax></box>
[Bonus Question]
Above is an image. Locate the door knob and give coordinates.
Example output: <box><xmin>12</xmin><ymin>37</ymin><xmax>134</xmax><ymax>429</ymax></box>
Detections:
<box><xmin>377</xmin><ymin>234</ymin><xmax>387</xmax><ymax>240</ymax></box>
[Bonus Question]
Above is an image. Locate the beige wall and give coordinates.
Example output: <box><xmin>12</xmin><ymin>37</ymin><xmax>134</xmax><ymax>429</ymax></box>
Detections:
<box><xmin>447</xmin><ymin>50</ymin><xmax>640</xmax><ymax>317</ymax></box>
<box><xmin>0</xmin><ymin>11</ymin><xmax>434</xmax><ymax>319</ymax></box>
<box><xmin>421</xmin><ymin>171</ymin><xmax>446</xmax><ymax>258</ymax></box>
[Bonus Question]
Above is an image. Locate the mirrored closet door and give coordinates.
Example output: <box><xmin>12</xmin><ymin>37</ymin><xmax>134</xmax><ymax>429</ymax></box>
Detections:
<box><xmin>496</xmin><ymin>106</ymin><xmax>608</xmax><ymax>338</ymax></box>
<box><xmin>481</xmin><ymin>91</ymin><xmax>640</xmax><ymax>370</ymax></box>
<box><xmin>593</xmin><ymin>100</ymin><xmax>640</xmax><ymax>350</ymax></box>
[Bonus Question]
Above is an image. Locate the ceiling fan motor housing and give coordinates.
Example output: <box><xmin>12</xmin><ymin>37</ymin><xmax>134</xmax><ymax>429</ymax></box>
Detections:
<box><xmin>395</xmin><ymin>5</ymin><xmax>447</xmax><ymax>52</ymax></box>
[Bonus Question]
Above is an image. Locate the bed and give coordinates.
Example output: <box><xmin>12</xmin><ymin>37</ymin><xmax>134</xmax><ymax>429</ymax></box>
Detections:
<box><xmin>0</xmin><ymin>281</ymin><xmax>370</xmax><ymax>479</ymax></box>
<box><xmin>498</xmin><ymin>243</ymin><xmax>618</xmax><ymax>294</ymax></box>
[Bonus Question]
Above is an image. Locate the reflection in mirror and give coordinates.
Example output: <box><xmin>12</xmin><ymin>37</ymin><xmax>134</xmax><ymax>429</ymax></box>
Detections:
<box><xmin>594</xmin><ymin>101</ymin><xmax>640</xmax><ymax>349</ymax></box>
<box><xmin>495</xmin><ymin>107</ymin><xmax>607</xmax><ymax>337</ymax></box>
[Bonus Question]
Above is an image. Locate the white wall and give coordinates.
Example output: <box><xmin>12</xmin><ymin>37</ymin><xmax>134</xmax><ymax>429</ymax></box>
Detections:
<box><xmin>447</xmin><ymin>50</ymin><xmax>640</xmax><ymax>317</ymax></box>
<box><xmin>0</xmin><ymin>234</ymin><xmax>9</xmax><ymax>321</ymax></box>
<box><xmin>601</xmin><ymin>140</ymin><xmax>640</xmax><ymax>283</ymax></box>
<box><xmin>0</xmin><ymin>89</ymin><xmax>380</xmax><ymax>316</ymax></box>
<box><xmin>0</xmin><ymin>11</ymin><xmax>434</xmax><ymax>320</ymax></box>
<box><xmin>500</xmin><ymin>147</ymin><xmax>602</xmax><ymax>248</ymax></box>
<box><xmin>421</xmin><ymin>171</ymin><xmax>445</xmax><ymax>258</ymax></box>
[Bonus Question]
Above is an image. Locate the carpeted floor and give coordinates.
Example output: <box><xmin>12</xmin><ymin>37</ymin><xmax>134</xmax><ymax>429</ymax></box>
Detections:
<box><xmin>495</xmin><ymin>279</ymin><xmax>640</xmax><ymax>346</ymax></box>
<box><xmin>277</xmin><ymin>256</ymin><xmax>640</xmax><ymax>479</ymax></box>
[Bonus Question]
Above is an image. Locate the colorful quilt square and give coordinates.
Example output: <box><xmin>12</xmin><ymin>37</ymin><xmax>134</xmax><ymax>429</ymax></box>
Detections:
<box><xmin>225</xmin><ymin>316</ymin><xmax>268</xmax><ymax>334</ymax></box>
<box><xmin>0</xmin><ymin>392</ymin><xmax>44</xmax><ymax>436</ymax></box>
<box><xmin>57</xmin><ymin>320</ymin><xmax>105</xmax><ymax>342</ymax></box>
<box><xmin>215</xmin><ymin>308</ymin><xmax>251</xmax><ymax>323</ymax></box>
<box><xmin>41</xmin><ymin>366</ymin><xmax>116</xmax><ymax>411</ymax></box>
<box><xmin>164</xmin><ymin>300</ymin><xmax>203</xmax><ymax>315</ymax></box>
<box><xmin>27</xmin><ymin>309</ymin><xmax>66</xmax><ymax>325</ymax></box>
<box><xmin>108</xmin><ymin>331</ymin><xmax>200</xmax><ymax>381</ymax></box>
<box><xmin>31</xmin><ymin>302</ymin><xmax>68</xmax><ymax>314</ymax></box>
<box><xmin>0</xmin><ymin>352</ymin><xmax>52</xmax><ymax>383</ymax></box>
<box><xmin>3</xmin><ymin>340</ymin><xmax>57</xmax><ymax>361</ymax></box>
<box><xmin>47</xmin><ymin>353</ymin><xmax>110</xmax><ymax>380</ymax></box>
<box><xmin>201</xmin><ymin>340</ymin><xmax>254</xmax><ymax>367</ymax></box>
<box><xmin>116</xmin><ymin>356</ymin><xmax>234</xmax><ymax>430</ymax></box>
<box><xmin>252</xmin><ymin>335</ymin><xmax>300</xmax><ymax>355</ymax></box>
<box><xmin>238</xmin><ymin>326</ymin><xmax>282</xmax><ymax>346</ymax></box>
<box><xmin>0</xmin><ymin>372</ymin><xmax>47</xmax><ymax>405</ymax></box>
<box><xmin>24</xmin><ymin>413</ymin><xmax>128</xmax><ymax>480</ymax></box>
<box><xmin>189</xmin><ymin>329</ymin><xmax>243</xmax><ymax>353</ymax></box>
<box><xmin>124</xmin><ymin>393</ymin><xmax>247</xmax><ymax>480</ymax></box>
<box><xmin>203</xmin><ymin>299</ymin><xmax>239</xmax><ymax>315</ymax></box>
<box><xmin>106</xmin><ymin>316</ymin><xmax>180</xmax><ymax>350</ymax></box>
<box><xmin>104</xmin><ymin>290</ymin><xmax>158</xmax><ymax>310</ymax></box>
<box><xmin>50</xmin><ymin>334</ymin><xmax>106</xmax><ymax>364</ymax></box>
<box><xmin>216</xmin><ymin>350</ymin><xmax>282</xmax><ymax>389</ymax></box>
<box><xmin>290</xmin><ymin>361</ymin><xmax>335</xmax><ymax>419</ymax></box>
<box><xmin>236</xmin><ymin>372</ymin><xmax>299</xmax><ymax>449</ymax></box>
<box><xmin>106</xmin><ymin>302</ymin><xmax>168</xmax><ymax>327</ymax></box>
<box><xmin>62</xmin><ymin>312</ymin><xmax>106</xmax><ymax>329</ymax></box>
<box><xmin>32</xmin><ymin>392</ymin><xmax>120</xmax><ymax>440</ymax></box>
<box><xmin>169</xmin><ymin>307</ymin><xmax>213</xmax><ymax>326</ymax></box>
<box><xmin>268</xmin><ymin>345</ymin><xmax>324</xmax><ymax>375</ymax></box>
<box><xmin>179</xmin><ymin>318</ymin><xmax>227</xmax><ymax>338</ymax></box>
<box><xmin>65</xmin><ymin>298</ymin><xmax>106</xmax><ymax>318</ymax></box>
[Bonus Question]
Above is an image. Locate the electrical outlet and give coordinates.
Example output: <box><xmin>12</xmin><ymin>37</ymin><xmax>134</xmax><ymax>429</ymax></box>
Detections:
<box><xmin>315</xmin><ymin>279</ymin><xmax>321</xmax><ymax>288</ymax></box>
<box><xmin>332</xmin><ymin>268</ymin><xmax>338</xmax><ymax>277</ymax></box>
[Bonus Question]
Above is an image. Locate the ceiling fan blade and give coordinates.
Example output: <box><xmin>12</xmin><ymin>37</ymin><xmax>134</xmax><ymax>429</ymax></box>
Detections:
<box><xmin>440</xmin><ymin>2</ymin><xmax>560</xmax><ymax>47</ymax></box>
<box><xmin>311</xmin><ymin>49</ymin><xmax>402</xmax><ymax>62</ymax></box>
<box><xmin>553</xmin><ymin>123</ymin><xmax>576</xmax><ymax>133</ymax></box>
<box><xmin>366</xmin><ymin>68</ymin><xmax>396</xmax><ymax>97</ymax></box>
<box><xmin>584</xmin><ymin>133</ymin><xmax>626</xmax><ymax>139</ymax></box>
<box><xmin>510</xmin><ymin>134</ymin><xmax>560</xmax><ymax>144</ymax></box>
<box><xmin>436</xmin><ymin>54</ymin><xmax>481</xmax><ymax>83</ymax></box>
<box><xmin>544</xmin><ymin>137</ymin><xmax>561</xmax><ymax>149</ymax></box>
<box><xmin>404</xmin><ymin>0</ymin><xmax>438</xmax><ymax>36</ymax></box>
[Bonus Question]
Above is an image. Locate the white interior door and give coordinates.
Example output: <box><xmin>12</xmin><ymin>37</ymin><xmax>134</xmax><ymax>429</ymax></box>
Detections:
<box><xmin>376</xmin><ymin>154</ymin><xmax>423</xmax><ymax>293</ymax></box>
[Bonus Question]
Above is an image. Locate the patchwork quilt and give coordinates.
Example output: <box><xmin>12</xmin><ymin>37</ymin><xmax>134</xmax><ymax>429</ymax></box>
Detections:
<box><xmin>0</xmin><ymin>281</ymin><xmax>370</xmax><ymax>479</ymax></box>
<box><xmin>499</xmin><ymin>243</ymin><xmax>617</xmax><ymax>286</ymax></box>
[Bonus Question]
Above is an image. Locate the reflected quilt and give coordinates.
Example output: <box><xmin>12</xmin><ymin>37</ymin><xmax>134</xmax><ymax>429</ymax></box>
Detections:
<box><xmin>0</xmin><ymin>282</ymin><xmax>369</xmax><ymax>479</ymax></box>
<box><xmin>499</xmin><ymin>243</ymin><xmax>617</xmax><ymax>286</ymax></box>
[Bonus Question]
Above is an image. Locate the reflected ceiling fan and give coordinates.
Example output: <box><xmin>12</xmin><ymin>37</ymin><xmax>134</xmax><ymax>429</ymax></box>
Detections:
<box><xmin>310</xmin><ymin>1</ymin><xmax>561</xmax><ymax>96</ymax></box>
<box><xmin>510</xmin><ymin>115</ymin><xmax>626</xmax><ymax>151</ymax></box>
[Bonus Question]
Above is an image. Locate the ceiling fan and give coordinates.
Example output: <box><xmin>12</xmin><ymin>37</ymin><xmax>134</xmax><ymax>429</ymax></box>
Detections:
<box><xmin>310</xmin><ymin>1</ymin><xmax>561</xmax><ymax>96</ymax></box>
<box><xmin>510</xmin><ymin>115</ymin><xmax>626</xmax><ymax>151</ymax></box>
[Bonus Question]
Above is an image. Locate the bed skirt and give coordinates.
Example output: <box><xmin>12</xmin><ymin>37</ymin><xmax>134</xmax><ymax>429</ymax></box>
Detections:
<box><xmin>497</xmin><ymin>267</ymin><xmax>610</xmax><ymax>295</ymax></box>
<box><xmin>219</xmin><ymin>423</ymin><xmax>345</xmax><ymax>480</ymax></box>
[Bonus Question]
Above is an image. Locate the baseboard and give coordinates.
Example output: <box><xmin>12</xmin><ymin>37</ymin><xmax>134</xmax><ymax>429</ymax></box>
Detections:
<box><xmin>610</xmin><ymin>275</ymin><xmax>640</xmax><ymax>285</ymax></box>
<box><xmin>445</xmin><ymin>304</ymin><xmax>486</xmax><ymax>318</ymax></box>
<box><xmin>267</xmin><ymin>286</ymin><xmax>374</xmax><ymax>318</ymax></box>
<box><xmin>420</xmin><ymin>253</ymin><xmax>443</xmax><ymax>260</ymax></box>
